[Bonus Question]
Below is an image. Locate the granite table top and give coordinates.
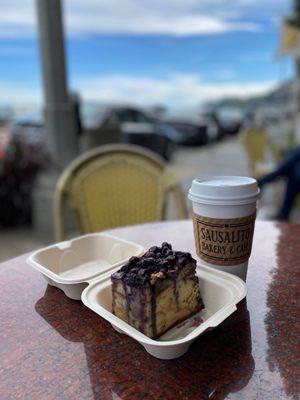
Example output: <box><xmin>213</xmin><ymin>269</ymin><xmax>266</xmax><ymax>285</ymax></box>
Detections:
<box><xmin>0</xmin><ymin>220</ymin><xmax>299</xmax><ymax>400</ymax></box>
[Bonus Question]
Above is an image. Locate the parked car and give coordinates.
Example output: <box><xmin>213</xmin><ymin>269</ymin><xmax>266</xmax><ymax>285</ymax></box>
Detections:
<box><xmin>215</xmin><ymin>106</ymin><xmax>244</xmax><ymax>136</ymax></box>
<box><xmin>9</xmin><ymin>115</ymin><xmax>45</xmax><ymax>153</ymax></box>
<box><xmin>82</xmin><ymin>104</ymin><xmax>175</xmax><ymax>160</ymax></box>
<box><xmin>165</xmin><ymin>119</ymin><xmax>208</xmax><ymax>146</ymax></box>
<box><xmin>121</xmin><ymin>122</ymin><xmax>174</xmax><ymax>161</ymax></box>
<box><xmin>198</xmin><ymin>112</ymin><xmax>226</xmax><ymax>142</ymax></box>
<box><xmin>167</xmin><ymin>114</ymin><xmax>222</xmax><ymax>144</ymax></box>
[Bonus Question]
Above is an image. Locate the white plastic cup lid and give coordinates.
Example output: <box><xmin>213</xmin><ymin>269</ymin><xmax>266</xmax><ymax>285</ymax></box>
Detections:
<box><xmin>188</xmin><ymin>176</ymin><xmax>260</xmax><ymax>205</ymax></box>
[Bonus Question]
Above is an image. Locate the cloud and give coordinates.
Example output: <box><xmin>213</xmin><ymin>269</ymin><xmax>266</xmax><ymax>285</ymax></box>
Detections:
<box><xmin>65</xmin><ymin>14</ymin><xmax>259</xmax><ymax>37</ymax></box>
<box><xmin>73</xmin><ymin>73</ymin><xmax>276</xmax><ymax>115</ymax></box>
<box><xmin>210</xmin><ymin>69</ymin><xmax>238</xmax><ymax>80</ymax></box>
<box><xmin>0</xmin><ymin>0</ymin><xmax>36</xmax><ymax>37</ymax></box>
<box><xmin>0</xmin><ymin>73</ymin><xmax>276</xmax><ymax>114</ymax></box>
<box><xmin>0</xmin><ymin>81</ymin><xmax>41</xmax><ymax>106</ymax></box>
<box><xmin>0</xmin><ymin>0</ymin><xmax>286</xmax><ymax>38</ymax></box>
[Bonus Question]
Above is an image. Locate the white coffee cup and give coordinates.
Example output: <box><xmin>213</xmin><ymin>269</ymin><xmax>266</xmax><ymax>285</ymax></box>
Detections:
<box><xmin>188</xmin><ymin>176</ymin><xmax>260</xmax><ymax>281</ymax></box>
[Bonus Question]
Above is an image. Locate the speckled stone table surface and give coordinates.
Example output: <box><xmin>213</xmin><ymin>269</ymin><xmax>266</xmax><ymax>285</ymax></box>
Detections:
<box><xmin>1</xmin><ymin>220</ymin><xmax>299</xmax><ymax>400</ymax></box>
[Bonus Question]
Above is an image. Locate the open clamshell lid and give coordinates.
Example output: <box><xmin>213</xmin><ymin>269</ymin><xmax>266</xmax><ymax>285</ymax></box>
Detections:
<box><xmin>28</xmin><ymin>233</ymin><xmax>145</xmax><ymax>285</ymax></box>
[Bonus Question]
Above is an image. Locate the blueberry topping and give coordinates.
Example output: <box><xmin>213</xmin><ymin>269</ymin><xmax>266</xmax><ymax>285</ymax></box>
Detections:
<box><xmin>144</xmin><ymin>251</ymin><xmax>156</xmax><ymax>258</ymax></box>
<box><xmin>111</xmin><ymin>271</ymin><xmax>124</xmax><ymax>279</ymax></box>
<box><xmin>166</xmin><ymin>255</ymin><xmax>176</xmax><ymax>266</ymax></box>
<box><xmin>120</xmin><ymin>263</ymin><xmax>130</xmax><ymax>272</ymax></box>
<box><xmin>135</xmin><ymin>260</ymin><xmax>145</xmax><ymax>268</ymax></box>
<box><xmin>161</xmin><ymin>260</ymin><xmax>170</xmax><ymax>268</ymax></box>
<box><xmin>125</xmin><ymin>274</ymin><xmax>149</xmax><ymax>286</ymax></box>
<box><xmin>149</xmin><ymin>246</ymin><xmax>160</xmax><ymax>253</ymax></box>
<box><xmin>162</xmin><ymin>249</ymin><xmax>171</xmax><ymax>257</ymax></box>
<box><xmin>129</xmin><ymin>256</ymin><xmax>139</xmax><ymax>264</ymax></box>
<box><xmin>179</xmin><ymin>257</ymin><xmax>188</xmax><ymax>266</ymax></box>
<box><xmin>143</xmin><ymin>257</ymin><xmax>156</xmax><ymax>265</ymax></box>
<box><xmin>130</xmin><ymin>268</ymin><xmax>139</xmax><ymax>274</ymax></box>
<box><xmin>185</xmin><ymin>252</ymin><xmax>193</xmax><ymax>261</ymax></box>
<box><xmin>112</xmin><ymin>242</ymin><xmax>195</xmax><ymax>286</ymax></box>
<box><xmin>137</xmin><ymin>268</ymin><xmax>146</xmax><ymax>275</ymax></box>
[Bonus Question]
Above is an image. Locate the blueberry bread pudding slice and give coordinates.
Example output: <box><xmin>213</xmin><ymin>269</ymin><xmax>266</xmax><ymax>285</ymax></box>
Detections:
<box><xmin>111</xmin><ymin>242</ymin><xmax>204</xmax><ymax>338</ymax></box>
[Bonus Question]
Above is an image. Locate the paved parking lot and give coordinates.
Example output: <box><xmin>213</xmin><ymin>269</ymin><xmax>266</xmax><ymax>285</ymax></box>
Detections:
<box><xmin>0</xmin><ymin>136</ymin><xmax>288</xmax><ymax>263</ymax></box>
<box><xmin>172</xmin><ymin>136</ymin><xmax>249</xmax><ymax>194</ymax></box>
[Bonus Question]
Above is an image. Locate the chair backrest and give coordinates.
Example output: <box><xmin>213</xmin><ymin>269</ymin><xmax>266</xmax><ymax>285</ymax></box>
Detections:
<box><xmin>243</xmin><ymin>127</ymin><xmax>268</xmax><ymax>162</ymax></box>
<box><xmin>54</xmin><ymin>144</ymin><xmax>188</xmax><ymax>241</ymax></box>
<box><xmin>242</xmin><ymin>127</ymin><xmax>269</xmax><ymax>175</ymax></box>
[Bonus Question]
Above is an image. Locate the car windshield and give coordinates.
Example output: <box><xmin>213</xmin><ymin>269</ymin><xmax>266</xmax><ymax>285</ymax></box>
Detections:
<box><xmin>81</xmin><ymin>104</ymin><xmax>110</xmax><ymax>126</ymax></box>
<box><xmin>116</xmin><ymin>109</ymin><xmax>151</xmax><ymax>123</ymax></box>
<box><xmin>217</xmin><ymin>107</ymin><xmax>244</xmax><ymax>122</ymax></box>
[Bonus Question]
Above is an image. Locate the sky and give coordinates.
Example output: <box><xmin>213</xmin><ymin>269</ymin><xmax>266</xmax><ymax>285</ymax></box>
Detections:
<box><xmin>0</xmin><ymin>0</ymin><xmax>294</xmax><ymax>115</ymax></box>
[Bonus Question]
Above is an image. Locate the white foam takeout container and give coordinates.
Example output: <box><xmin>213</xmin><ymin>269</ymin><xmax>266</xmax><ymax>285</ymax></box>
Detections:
<box><xmin>27</xmin><ymin>233</ymin><xmax>145</xmax><ymax>300</ymax></box>
<box><xmin>27</xmin><ymin>234</ymin><xmax>246</xmax><ymax>360</ymax></box>
<box><xmin>82</xmin><ymin>265</ymin><xmax>246</xmax><ymax>359</ymax></box>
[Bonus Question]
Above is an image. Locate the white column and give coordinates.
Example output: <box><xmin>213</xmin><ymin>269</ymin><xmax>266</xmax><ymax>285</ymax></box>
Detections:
<box><xmin>36</xmin><ymin>0</ymin><xmax>79</xmax><ymax>167</ymax></box>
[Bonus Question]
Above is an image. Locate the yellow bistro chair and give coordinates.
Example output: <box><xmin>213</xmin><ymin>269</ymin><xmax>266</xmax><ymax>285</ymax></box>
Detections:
<box><xmin>54</xmin><ymin>144</ymin><xmax>188</xmax><ymax>241</ymax></box>
<box><xmin>242</xmin><ymin>127</ymin><xmax>275</xmax><ymax>178</ymax></box>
